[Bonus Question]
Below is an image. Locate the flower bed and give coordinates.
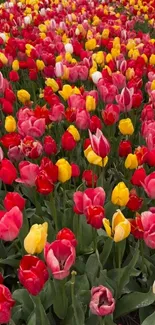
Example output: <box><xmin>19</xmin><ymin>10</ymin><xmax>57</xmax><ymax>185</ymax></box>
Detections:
<box><xmin>0</xmin><ymin>0</ymin><xmax>155</xmax><ymax>324</ymax></box>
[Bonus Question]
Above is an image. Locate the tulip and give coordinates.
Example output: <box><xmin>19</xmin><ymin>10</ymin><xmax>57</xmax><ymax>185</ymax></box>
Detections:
<box><xmin>49</xmin><ymin>103</ymin><xmax>65</xmax><ymax>122</ymax></box>
<box><xmin>125</xmin><ymin>154</ymin><xmax>138</xmax><ymax>169</ymax></box>
<box><xmin>86</xmin><ymin>205</ymin><xmax>105</xmax><ymax>229</ymax></box>
<box><xmin>0</xmin><ymin>206</ymin><xmax>23</xmax><ymax>241</ymax></box>
<box><xmin>17</xmin><ymin>89</ymin><xmax>30</xmax><ymax>104</ymax></box>
<box><xmin>82</xmin><ymin>170</ymin><xmax>98</xmax><ymax>187</ymax></box>
<box><xmin>131</xmin><ymin>167</ymin><xmax>147</xmax><ymax>187</ymax></box>
<box><xmin>3</xmin><ymin>192</ymin><xmax>25</xmax><ymax>211</ymax></box>
<box><xmin>126</xmin><ymin>189</ymin><xmax>143</xmax><ymax>211</ymax></box>
<box><xmin>102</xmin><ymin>104</ymin><xmax>120</xmax><ymax>126</ymax></box>
<box><xmin>98</xmin><ymin>83</ymin><xmax>118</xmax><ymax>104</ymax></box>
<box><xmin>76</xmin><ymin>108</ymin><xmax>90</xmax><ymax>130</ymax></box>
<box><xmin>118</xmin><ymin>118</ymin><xmax>134</xmax><ymax>135</ymax></box>
<box><xmin>61</xmin><ymin>131</ymin><xmax>76</xmax><ymax>151</ymax></box>
<box><xmin>18</xmin><ymin>116</ymin><xmax>46</xmax><ymax>138</ymax></box>
<box><xmin>56</xmin><ymin>228</ymin><xmax>77</xmax><ymax>247</ymax></box>
<box><xmin>40</xmin><ymin>157</ymin><xmax>58</xmax><ymax>184</ymax></box>
<box><xmin>71</xmin><ymin>163</ymin><xmax>80</xmax><ymax>178</ymax></box>
<box><xmin>67</xmin><ymin>125</ymin><xmax>80</xmax><ymax>141</ymax></box>
<box><xmin>21</xmin><ymin>136</ymin><xmax>43</xmax><ymax>159</ymax></box>
<box><xmin>43</xmin><ymin>136</ymin><xmax>57</xmax><ymax>155</ymax></box>
<box><xmin>56</xmin><ymin>159</ymin><xmax>71</xmax><ymax>183</ymax></box>
<box><xmin>118</xmin><ymin>140</ymin><xmax>132</xmax><ymax>157</ymax></box>
<box><xmin>115</xmin><ymin>87</ymin><xmax>134</xmax><ymax>112</ymax></box>
<box><xmin>24</xmin><ymin>222</ymin><xmax>48</xmax><ymax>254</ymax></box>
<box><xmin>44</xmin><ymin>240</ymin><xmax>76</xmax><ymax>280</ymax></box>
<box><xmin>89</xmin><ymin>128</ymin><xmax>110</xmax><ymax>159</ymax></box>
<box><xmin>103</xmin><ymin>210</ymin><xmax>131</xmax><ymax>242</ymax></box>
<box><xmin>86</xmin><ymin>96</ymin><xmax>96</xmax><ymax>112</ymax></box>
<box><xmin>134</xmin><ymin>146</ymin><xmax>148</xmax><ymax>165</ymax></box>
<box><xmin>16</xmin><ymin>161</ymin><xmax>39</xmax><ymax>187</ymax></box>
<box><xmin>0</xmin><ymin>159</ymin><xmax>17</xmax><ymax>185</ymax></box>
<box><xmin>59</xmin><ymin>85</ymin><xmax>80</xmax><ymax>101</ymax></box>
<box><xmin>64</xmin><ymin>43</ymin><xmax>73</xmax><ymax>54</ymax></box>
<box><xmin>91</xmin><ymin>71</ymin><xmax>102</xmax><ymax>84</ymax></box>
<box><xmin>142</xmin><ymin>172</ymin><xmax>155</xmax><ymax>199</ymax></box>
<box><xmin>129</xmin><ymin>213</ymin><xmax>144</xmax><ymax>239</ymax></box>
<box><xmin>111</xmin><ymin>182</ymin><xmax>129</xmax><ymax>206</ymax></box>
<box><xmin>112</xmin><ymin>72</ymin><xmax>126</xmax><ymax>89</ymax></box>
<box><xmin>45</xmin><ymin>78</ymin><xmax>59</xmax><ymax>92</ymax></box>
<box><xmin>0</xmin><ymin>285</ymin><xmax>15</xmax><ymax>324</ymax></box>
<box><xmin>84</xmin><ymin>145</ymin><xmax>108</xmax><ymax>167</ymax></box>
<box><xmin>55</xmin><ymin>62</ymin><xmax>64</xmax><ymax>78</ymax></box>
<box><xmin>18</xmin><ymin>255</ymin><xmax>49</xmax><ymax>295</ymax></box>
<box><xmin>85</xmin><ymin>38</ymin><xmax>96</xmax><ymax>51</ymax></box>
<box><xmin>5</xmin><ymin>116</ymin><xmax>16</xmax><ymax>133</ymax></box>
<box><xmin>73</xmin><ymin>187</ymin><xmax>105</xmax><ymax>214</ymax></box>
<box><xmin>35</xmin><ymin>171</ymin><xmax>54</xmax><ymax>195</ymax></box>
<box><xmin>89</xmin><ymin>285</ymin><xmax>115</xmax><ymax>316</ymax></box>
<box><xmin>141</xmin><ymin>211</ymin><xmax>155</xmax><ymax>249</ymax></box>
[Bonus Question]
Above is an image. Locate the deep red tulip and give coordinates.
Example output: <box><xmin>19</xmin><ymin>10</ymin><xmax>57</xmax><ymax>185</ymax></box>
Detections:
<box><xmin>0</xmin><ymin>133</ymin><xmax>21</xmax><ymax>148</ymax></box>
<box><xmin>35</xmin><ymin>171</ymin><xmax>54</xmax><ymax>195</ymax></box>
<box><xmin>0</xmin><ymin>159</ymin><xmax>17</xmax><ymax>185</ymax></box>
<box><xmin>131</xmin><ymin>168</ymin><xmax>147</xmax><ymax>187</ymax></box>
<box><xmin>43</xmin><ymin>136</ymin><xmax>57</xmax><ymax>155</ymax></box>
<box><xmin>4</xmin><ymin>192</ymin><xmax>26</xmax><ymax>211</ymax></box>
<box><xmin>102</xmin><ymin>104</ymin><xmax>120</xmax><ymax>126</ymax></box>
<box><xmin>61</xmin><ymin>131</ymin><xmax>76</xmax><ymax>151</ymax></box>
<box><xmin>118</xmin><ymin>140</ymin><xmax>132</xmax><ymax>157</ymax></box>
<box><xmin>82</xmin><ymin>170</ymin><xmax>98</xmax><ymax>187</ymax></box>
<box><xmin>71</xmin><ymin>163</ymin><xmax>80</xmax><ymax>177</ymax></box>
<box><xmin>56</xmin><ymin>228</ymin><xmax>77</xmax><ymax>247</ymax></box>
<box><xmin>0</xmin><ymin>284</ymin><xmax>15</xmax><ymax>324</ymax></box>
<box><xmin>86</xmin><ymin>205</ymin><xmax>105</xmax><ymax>229</ymax></box>
<box><xmin>126</xmin><ymin>189</ymin><xmax>143</xmax><ymax>211</ymax></box>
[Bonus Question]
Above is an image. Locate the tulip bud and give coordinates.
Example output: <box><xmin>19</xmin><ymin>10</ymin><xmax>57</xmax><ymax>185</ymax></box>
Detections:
<box><xmin>5</xmin><ymin>116</ymin><xmax>16</xmax><ymax>133</ymax></box>
<box><xmin>118</xmin><ymin>140</ymin><xmax>132</xmax><ymax>157</ymax></box>
<box><xmin>91</xmin><ymin>71</ymin><xmax>102</xmax><ymax>84</ymax></box>
<box><xmin>118</xmin><ymin>118</ymin><xmax>134</xmax><ymax>135</ymax></box>
<box><xmin>64</xmin><ymin>43</ymin><xmax>73</xmax><ymax>54</ymax></box>
<box><xmin>24</xmin><ymin>222</ymin><xmax>48</xmax><ymax>254</ymax></box>
<box><xmin>125</xmin><ymin>154</ymin><xmax>138</xmax><ymax>169</ymax></box>
<box><xmin>111</xmin><ymin>182</ymin><xmax>129</xmax><ymax>206</ymax></box>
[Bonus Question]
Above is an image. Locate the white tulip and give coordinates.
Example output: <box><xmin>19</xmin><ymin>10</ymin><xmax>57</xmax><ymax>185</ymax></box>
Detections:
<box><xmin>91</xmin><ymin>71</ymin><xmax>102</xmax><ymax>84</ymax></box>
<box><xmin>64</xmin><ymin>43</ymin><xmax>73</xmax><ymax>54</ymax></box>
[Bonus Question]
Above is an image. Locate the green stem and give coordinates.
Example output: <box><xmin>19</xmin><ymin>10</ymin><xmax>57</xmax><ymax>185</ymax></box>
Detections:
<box><xmin>93</xmin><ymin>228</ymin><xmax>97</xmax><ymax>251</ymax></box>
<box><xmin>50</xmin><ymin>193</ymin><xmax>58</xmax><ymax>232</ymax></box>
<box><xmin>140</xmin><ymin>239</ymin><xmax>145</xmax><ymax>274</ymax></box>
<box><xmin>71</xmin><ymin>271</ymin><xmax>79</xmax><ymax>325</ymax></box>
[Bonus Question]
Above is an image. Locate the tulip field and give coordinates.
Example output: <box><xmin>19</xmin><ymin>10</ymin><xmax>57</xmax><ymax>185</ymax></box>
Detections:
<box><xmin>1</xmin><ymin>0</ymin><xmax>155</xmax><ymax>324</ymax></box>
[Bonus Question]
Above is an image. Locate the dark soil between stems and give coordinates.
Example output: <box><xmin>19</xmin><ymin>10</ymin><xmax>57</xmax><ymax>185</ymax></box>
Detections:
<box><xmin>118</xmin><ymin>311</ymin><xmax>140</xmax><ymax>325</ymax></box>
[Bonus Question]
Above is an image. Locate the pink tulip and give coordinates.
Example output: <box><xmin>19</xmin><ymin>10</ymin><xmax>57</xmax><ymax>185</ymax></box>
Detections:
<box><xmin>98</xmin><ymin>81</ymin><xmax>118</xmax><ymax>104</ymax></box>
<box><xmin>120</xmin><ymin>60</ymin><xmax>127</xmax><ymax>74</ymax></box>
<box><xmin>78</xmin><ymin>65</ymin><xmax>88</xmax><ymax>81</ymax></box>
<box><xmin>49</xmin><ymin>103</ymin><xmax>65</xmax><ymax>122</ymax></box>
<box><xmin>18</xmin><ymin>116</ymin><xmax>46</xmax><ymax>138</ymax></box>
<box><xmin>115</xmin><ymin>87</ymin><xmax>134</xmax><ymax>112</ymax></box>
<box><xmin>89</xmin><ymin>285</ymin><xmax>115</xmax><ymax>316</ymax></box>
<box><xmin>142</xmin><ymin>172</ymin><xmax>155</xmax><ymax>199</ymax></box>
<box><xmin>55</xmin><ymin>62</ymin><xmax>64</xmax><ymax>78</ymax></box>
<box><xmin>69</xmin><ymin>66</ymin><xmax>78</xmax><ymax>83</ymax></box>
<box><xmin>76</xmin><ymin>108</ymin><xmax>90</xmax><ymax>130</ymax></box>
<box><xmin>8</xmin><ymin>146</ymin><xmax>24</xmax><ymax>163</ymax></box>
<box><xmin>89</xmin><ymin>128</ymin><xmax>110</xmax><ymax>158</ymax></box>
<box><xmin>112</xmin><ymin>72</ymin><xmax>126</xmax><ymax>90</ymax></box>
<box><xmin>73</xmin><ymin>187</ymin><xmax>106</xmax><ymax>214</ymax></box>
<box><xmin>16</xmin><ymin>161</ymin><xmax>39</xmax><ymax>187</ymax></box>
<box><xmin>0</xmin><ymin>206</ymin><xmax>23</xmax><ymax>241</ymax></box>
<box><xmin>141</xmin><ymin>211</ymin><xmax>155</xmax><ymax>249</ymax></box>
<box><xmin>68</xmin><ymin>94</ymin><xmax>85</xmax><ymax>110</ymax></box>
<box><xmin>44</xmin><ymin>239</ymin><xmax>76</xmax><ymax>280</ymax></box>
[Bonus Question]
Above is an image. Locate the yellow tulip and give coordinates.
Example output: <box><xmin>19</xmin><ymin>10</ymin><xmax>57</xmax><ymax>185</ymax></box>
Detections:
<box><xmin>102</xmin><ymin>29</ymin><xmax>109</xmax><ymax>39</ymax></box>
<box><xmin>59</xmin><ymin>85</ymin><xmax>80</xmax><ymax>100</ymax></box>
<box><xmin>0</xmin><ymin>53</ymin><xmax>8</xmax><ymax>65</ymax></box>
<box><xmin>45</xmin><ymin>78</ymin><xmax>59</xmax><ymax>92</ymax></box>
<box><xmin>95</xmin><ymin>51</ymin><xmax>104</xmax><ymax>65</ymax></box>
<box><xmin>118</xmin><ymin>118</ymin><xmax>134</xmax><ymax>135</ymax></box>
<box><xmin>56</xmin><ymin>159</ymin><xmax>72</xmax><ymax>183</ymax></box>
<box><xmin>36</xmin><ymin>59</ymin><xmax>45</xmax><ymax>71</ymax></box>
<box><xmin>149</xmin><ymin>54</ymin><xmax>155</xmax><ymax>65</ymax></box>
<box><xmin>86</xmin><ymin>96</ymin><xmax>96</xmax><ymax>112</ymax></box>
<box><xmin>85</xmin><ymin>38</ymin><xmax>96</xmax><ymax>51</ymax></box>
<box><xmin>5</xmin><ymin>116</ymin><xmax>16</xmax><ymax>132</ymax></box>
<box><xmin>17</xmin><ymin>89</ymin><xmax>30</xmax><ymax>104</ymax></box>
<box><xmin>84</xmin><ymin>145</ymin><xmax>108</xmax><ymax>167</ymax></box>
<box><xmin>126</xmin><ymin>68</ymin><xmax>135</xmax><ymax>80</ymax></box>
<box><xmin>103</xmin><ymin>210</ymin><xmax>131</xmax><ymax>242</ymax></box>
<box><xmin>151</xmin><ymin>80</ymin><xmax>155</xmax><ymax>91</ymax></box>
<box><xmin>125</xmin><ymin>154</ymin><xmax>138</xmax><ymax>169</ymax></box>
<box><xmin>12</xmin><ymin>59</ymin><xmax>19</xmax><ymax>71</ymax></box>
<box><xmin>24</xmin><ymin>222</ymin><xmax>48</xmax><ymax>254</ymax></box>
<box><xmin>67</xmin><ymin>125</ymin><xmax>80</xmax><ymax>141</ymax></box>
<box><xmin>111</xmin><ymin>182</ymin><xmax>129</xmax><ymax>206</ymax></box>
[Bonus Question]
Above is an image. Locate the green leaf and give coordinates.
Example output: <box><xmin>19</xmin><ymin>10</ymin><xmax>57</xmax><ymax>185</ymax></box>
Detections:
<box><xmin>85</xmin><ymin>254</ymin><xmax>100</xmax><ymax>286</ymax></box>
<box><xmin>100</xmin><ymin>238</ymin><xmax>113</xmax><ymax>267</ymax></box>
<box><xmin>0</xmin><ymin>255</ymin><xmax>20</xmax><ymax>268</ymax></box>
<box><xmin>32</xmin><ymin>296</ymin><xmax>50</xmax><ymax>325</ymax></box>
<box><xmin>39</xmin><ymin>280</ymin><xmax>55</xmax><ymax>310</ymax></box>
<box><xmin>27</xmin><ymin>312</ymin><xmax>36</xmax><ymax>325</ymax></box>
<box><xmin>11</xmin><ymin>306</ymin><xmax>22</xmax><ymax>323</ymax></box>
<box><xmin>74</xmin><ymin>274</ymin><xmax>90</xmax><ymax>294</ymax></box>
<box><xmin>114</xmin><ymin>290</ymin><xmax>155</xmax><ymax>319</ymax></box>
<box><xmin>72</xmin><ymin>297</ymin><xmax>85</xmax><ymax>325</ymax></box>
<box><xmin>141</xmin><ymin>311</ymin><xmax>155</xmax><ymax>325</ymax></box>
<box><xmin>53</xmin><ymin>279</ymin><xmax>68</xmax><ymax>319</ymax></box>
<box><xmin>85</xmin><ymin>315</ymin><xmax>99</xmax><ymax>325</ymax></box>
<box><xmin>139</xmin><ymin>306</ymin><xmax>155</xmax><ymax>324</ymax></box>
<box><xmin>13</xmin><ymin>289</ymin><xmax>33</xmax><ymax>319</ymax></box>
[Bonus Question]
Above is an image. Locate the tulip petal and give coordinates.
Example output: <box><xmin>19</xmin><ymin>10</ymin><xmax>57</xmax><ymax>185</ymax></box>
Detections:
<box><xmin>103</xmin><ymin>219</ymin><xmax>112</xmax><ymax>238</ymax></box>
<box><xmin>112</xmin><ymin>210</ymin><xmax>126</xmax><ymax>232</ymax></box>
<box><xmin>114</xmin><ymin>220</ymin><xmax>131</xmax><ymax>242</ymax></box>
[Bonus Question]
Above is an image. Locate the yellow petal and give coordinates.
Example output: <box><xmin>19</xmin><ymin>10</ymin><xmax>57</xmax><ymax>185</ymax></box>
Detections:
<box><xmin>103</xmin><ymin>219</ymin><xmax>112</xmax><ymax>238</ymax></box>
<box><xmin>112</xmin><ymin>209</ymin><xmax>126</xmax><ymax>231</ymax></box>
<box><xmin>114</xmin><ymin>220</ymin><xmax>131</xmax><ymax>242</ymax></box>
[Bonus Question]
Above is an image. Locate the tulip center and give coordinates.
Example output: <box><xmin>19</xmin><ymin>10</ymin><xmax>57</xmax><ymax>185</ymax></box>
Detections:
<box><xmin>98</xmin><ymin>293</ymin><xmax>111</xmax><ymax>307</ymax></box>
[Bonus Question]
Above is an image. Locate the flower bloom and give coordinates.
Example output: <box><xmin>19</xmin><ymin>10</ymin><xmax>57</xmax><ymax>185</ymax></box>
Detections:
<box><xmin>56</xmin><ymin>228</ymin><xmax>77</xmax><ymax>247</ymax></box>
<box><xmin>0</xmin><ymin>284</ymin><xmax>15</xmax><ymax>324</ymax></box>
<box><xmin>111</xmin><ymin>182</ymin><xmax>129</xmax><ymax>206</ymax></box>
<box><xmin>141</xmin><ymin>211</ymin><xmax>155</xmax><ymax>249</ymax></box>
<box><xmin>16</xmin><ymin>161</ymin><xmax>39</xmax><ymax>187</ymax></box>
<box><xmin>3</xmin><ymin>192</ymin><xmax>26</xmax><ymax>211</ymax></box>
<box><xmin>18</xmin><ymin>255</ymin><xmax>49</xmax><ymax>296</ymax></box>
<box><xmin>129</xmin><ymin>213</ymin><xmax>144</xmax><ymax>239</ymax></box>
<box><xmin>89</xmin><ymin>128</ymin><xmax>110</xmax><ymax>158</ymax></box>
<box><xmin>44</xmin><ymin>240</ymin><xmax>76</xmax><ymax>280</ymax></box>
<box><xmin>17</xmin><ymin>89</ymin><xmax>30</xmax><ymax>104</ymax></box>
<box><xmin>86</xmin><ymin>205</ymin><xmax>105</xmax><ymax>229</ymax></box>
<box><xmin>24</xmin><ymin>222</ymin><xmax>48</xmax><ymax>254</ymax></box>
<box><xmin>0</xmin><ymin>159</ymin><xmax>17</xmax><ymax>185</ymax></box>
<box><xmin>89</xmin><ymin>285</ymin><xmax>115</xmax><ymax>316</ymax></box>
<box><xmin>131</xmin><ymin>167</ymin><xmax>147</xmax><ymax>187</ymax></box>
<box><xmin>118</xmin><ymin>118</ymin><xmax>134</xmax><ymax>135</ymax></box>
<box><xmin>125</xmin><ymin>154</ymin><xmax>138</xmax><ymax>169</ymax></box>
<box><xmin>0</xmin><ymin>206</ymin><xmax>23</xmax><ymax>241</ymax></box>
<box><xmin>118</xmin><ymin>140</ymin><xmax>132</xmax><ymax>157</ymax></box>
<box><xmin>126</xmin><ymin>190</ymin><xmax>143</xmax><ymax>211</ymax></box>
<box><xmin>74</xmin><ymin>187</ymin><xmax>106</xmax><ymax>215</ymax></box>
<box><xmin>142</xmin><ymin>172</ymin><xmax>155</xmax><ymax>199</ymax></box>
<box><xmin>5</xmin><ymin>116</ymin><xmax>16</xmax><ymax>132</ymax></box>
<box><xmin>82</xmin><ymin>170</ymin><xmax>98</xmax><ymax>187</ymax></box>
<box><xmin>103</xmin><ymin>210</ymin><xmax>131</xmax><ymax>242</ymax></box>
<box><xmin>84</xmin><ymin>145</ymin><xmax>108</xmax><ymax>167</ymax></box>
<box><xmin>56</xmin><ymin>159</ymin><xmax>72</xmax><ymax>183</ymax></box>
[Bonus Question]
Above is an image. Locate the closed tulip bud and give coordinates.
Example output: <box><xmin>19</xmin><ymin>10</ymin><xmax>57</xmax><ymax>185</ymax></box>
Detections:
<box><xmin>56</xmin><ymin>228</ymin><xmax>77</xmax><ymax>247</ymax></box>
<box><xmin>95</xmin><ymin>51</ymin><xmax>104</xmax><ymax>65</ymax></box>
<box><xmin>91</xmin><ymin>71</ymin><xmax>102</xmax><ymax>84</ymax></box>
<box><xmin>103</xmin><ymin>210</ymin><xmax>131</xmax><ymax>242</ymax></box>
<box><xmin>118</xmin><ymin>140</ymin><xmax>132</xmax><ymax>157</ymax></box>
<box><xmin>126</xmin><ymin>189</ymin><xmax>143</xmax><ymax>211</ymax></box>
<box><xmin>24</xmin><ymin>222</ymin><xmax>48</xmax><ymax>254</ymax></box>
<box><xmin>45</xmin><ymin>78</ymin><xmax>59</xmax><ymax>92</ymax></box>
<box><xmin>56</xmin><ymin>159</ymin><xmax>72</xmax><ymax>183</ymax></box>
<box><xmin>118</xmin><ymin>118</ymin><xmax>134</xmax><ymax>135</ymax></box>
<box><xmin>61</xmin><ymin>131</ymin><xmax>76</xmax><ymax>151</ymax></box>
<box><xmin>82</xmin><ymin>170</ymin><xmax>98</xmax><ymax>187</ymax></box>
<box><xmin>125</xmin><ymin>154</ymin><xmax>138</xmax><ymax>169</ymax></box>
<box><xmin>71</xmin><ymin>163</ymin><xmax>80</xmax><ymax>177</ymax></box>
<box><xmin>55</xmin><ymin>62</ymin><xmax>64</xmax><ymax>77</ymax></box>
<box><xmin>102</xmin><ymin>29</ymin><xmax>109</xmax><ymax>39</ymax></box>
<box><xmin>43</xmin><ymin>136</ymin><xmax>57</xmax><ymax>155</ymax></box>
<box><xmin>17</xmin><ymin>89</ymin><xmax>30</xmax><ymax>104</ymax></box>
<box><xmin>12</xmin><ymin>59</ymin><xmax>19</xmax><ymax>71</ymax></box>
<box><xmin>36</xmin><ymin>59</ymin><xmax>45</xmax><ymax>71</ymax></box>
<box><xmin>67</xmin><ymin>125</ymin><xmax>80</xmax><ymax>141</ymax></box>
<box><xmin>131</xmin><ymin>167</ymin><xmax>147</xmax><ymax>187</ymax></box>
<box><xmin>85</xmin><ymin>38</ymin><xmax>96</xmax><ymax>50</ymax></box>
<box><xmin>0</xmin><ymin>53</ymin><xmax>8</xmax><ymax>65</ymax></box>
<box><xmin>5</xmin><ymin>116</ymin><xmax>16</xmax><ymax>132</ymax></box>
<box><xmin>86</xmin><ymin>95</ymin><xmax>96</xmax><ymax>112</ymax></box>
<box><xmin>111</xmin><ymin>182</ymin><xmax>129</xmax><ymax>206</ymax></box>
<box><xmin>64</xmin><ymin>43</ymin><xmax>73</xmax><ymax>54</ymax></box>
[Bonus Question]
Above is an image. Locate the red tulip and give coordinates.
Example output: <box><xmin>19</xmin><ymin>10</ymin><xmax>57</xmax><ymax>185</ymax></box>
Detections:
<box><xmin>44</xmin><ymin>240</ymin><xmax>76</xmax><ymax>280</ymax></box>
<box><xmin>35</xmin><ymin>171</ymin><xmax>54</xmax><ymax>195</ymax></box>
<box><xmin>0</xmin><ymin>284</ymin><xmax>15</xmax><ymax>324</ymax></box>
<box><xmin>89</xmin><ymin>285</ymin><xmax>115</xmax><ymax>316</ymax></box>
<box><xmin>89</xmin><ymin>128</ymin><xmax>110</xmax><ymax>158</ymax></box>
<box><xmin>118</xmin><ymin>140</ymin><xmax>132</xmax><ymax>157</ymax></box>
<box><xmin>89</xmin><ymin>116</ymin><xmax>102</xmax><ymax>133</ymax></box>
<box><xmin>73</xmin><ymin>187</ymin><xmax>105</xmax><ymax>214</ymax></box>
<box><xmin>82</xmin><ymin>170</ymin><xmax>98</xmax><ymax>187</ymax></box>
<box><xmin>40</xmin><ymin>157</ymin><xmax>58</xmax><ymax>183</ymax></box>
<box><xmin>131</xmin><ymin>167</ymin><xmax>147</xmax><ymax>187</ymax></box>
<box><xmin>18</xmin><ymin>255</ymin><xmax>49</xmax><ymax>296</ymax></box>
<box><xmin>86</xmin><ymin>205</ymin><xmax>105</xmax><ymax>229</ymax></box>
<box><xmin>102</xmin><ymin>104</ymin><xmax>120</xmax><ymax>126</ymax></box>
<box><xmin>0</xmin><ymin>133</ymin><xmax>21</xmax><ymax>148</ymax></box>
<box><xmin>9</xmin><ymin>70</ymin><xmax>19</xmax><ymax>82</ymax></box>
<box><xmin>0</xmin><ymin>206</ymin><xmax>23</xmax><ymax>241</ymax></box>
<box><xmin>43</xmin><ymin>136</ymin><xmax>57</xmax><ymax>155</ymax></box>
<box><xmin>0</xmin><ymin>159</ymin><xmax>17</xmax><ymax>185</ymax></box>
<box><xmin>16</xmin><ymin>161</ymin><xmax>39</xmax><ymax>187</ymax></box>
<box><xmin>71</xmin><ymin>163</ymin><xmax>80</xmax><ymax>177</ymax></box>
<box><xmin>56</xmin><ymin>228</ymin><xmax>77</xmax><ymax>247</ymax></box>
<box><xmin>144</xmin><ymin>150</ymin><xmax>155</xmax><ymax>167</ymax></box>
<box><xmin>4</xmin><ymin>192</ymin><xmax>26</xmax><ymax>211</ymax></box>
<box><xmin>129</xmin><ymin>214</ymin><xmax>144</xmax><ymax>239</ymax></box>
<box><xmin>61</xmin><ymin>131</ymin><xmax>76</xmax><ymax>151</ymax></box>
<box><xmin>126</xmin><ymin>189</ymin><xmax>143</xmax><ymax>211</ymax></box>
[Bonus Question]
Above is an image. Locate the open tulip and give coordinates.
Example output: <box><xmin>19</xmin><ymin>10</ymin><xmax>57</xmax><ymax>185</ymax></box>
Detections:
<box><xmin>103</xmin><ymin>210</ymin><xmax>131</xmax><ymax>242</ymax></box>
<box><xmin>74</xmin><ymin>187</ymin><xmax>106</xmax><ymax>215</ymax></box>
<box><xmin>3</xmin><ymin>192</ymin><xmax>25</xmax><ymax>211</ymax></box>
<box><xmin>16</xmin><ymin>161</ymin><xmax>39</xmax><ymax>187</ymax></box>
<box><xmin>84</xmin><ymin>145</ymin><xmax>108</xmax><ymax>167</ymax></box>
<box><xmin>44</xmin><ymin>239</ymin><xmax>76</xmax><ymax>280</ymax></box>
<box><xmin>89</xmin><ymin>285</ymin><xmax>115</xmax><ymax>316</ymax></box>
<box><xmin>89</xmin><ymin>128</ymin><xmax>110</xmax><ymax>158</ymax></box>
